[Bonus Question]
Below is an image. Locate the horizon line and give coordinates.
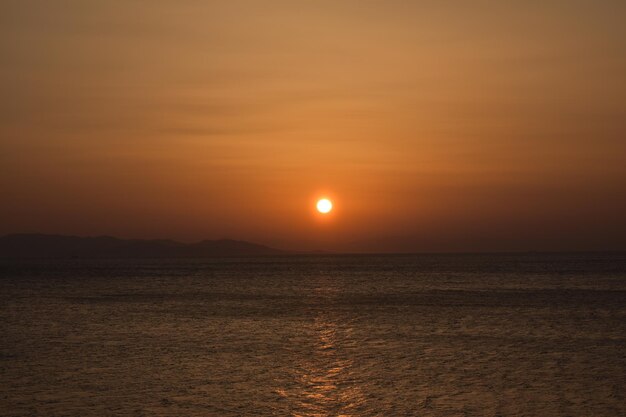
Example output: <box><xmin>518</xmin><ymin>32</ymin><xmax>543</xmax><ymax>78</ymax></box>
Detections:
<box><xmin>1</xmin><ymin>233</ymin><xmax>625</xmax><ymax>256</ymax></box>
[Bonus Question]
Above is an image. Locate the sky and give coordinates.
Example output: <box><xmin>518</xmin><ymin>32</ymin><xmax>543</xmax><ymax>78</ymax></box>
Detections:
<box><xmin>1</xmin><ymin>0</ymin><xmax>625</xmax><ymax>252</ymax></box>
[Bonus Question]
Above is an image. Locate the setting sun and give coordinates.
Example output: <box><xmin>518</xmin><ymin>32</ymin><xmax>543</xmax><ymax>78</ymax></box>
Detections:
<box><xmin>316</xmin><ymin>198</ymin><xmax>333</xmax><ymax>214</ymax></box>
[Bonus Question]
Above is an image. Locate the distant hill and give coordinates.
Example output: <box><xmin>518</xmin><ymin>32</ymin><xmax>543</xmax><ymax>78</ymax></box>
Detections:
<box><xmin>0</xmin><ymin>234</ymin><xmax>288</xmax><ymax>258</ymax></box>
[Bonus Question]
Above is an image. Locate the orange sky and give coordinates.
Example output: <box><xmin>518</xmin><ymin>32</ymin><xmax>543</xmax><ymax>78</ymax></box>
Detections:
<box><xmin>1</xmin><ymin>1</ymin><xmax>625</xmax><ymax>251</ymax></box>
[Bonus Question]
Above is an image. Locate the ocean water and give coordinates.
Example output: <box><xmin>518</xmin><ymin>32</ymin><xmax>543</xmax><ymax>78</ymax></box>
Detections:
<box><xmin>1</xmin><ymin>254</ymin><xmax>625</xmax><ymax>417</ymax></box>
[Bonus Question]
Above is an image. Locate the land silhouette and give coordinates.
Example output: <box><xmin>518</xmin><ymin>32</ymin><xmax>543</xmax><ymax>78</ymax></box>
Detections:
<box><xmin>0</xmin><ymin>234</ymin><xmax>287</xmax><ymax>258</ymax></box>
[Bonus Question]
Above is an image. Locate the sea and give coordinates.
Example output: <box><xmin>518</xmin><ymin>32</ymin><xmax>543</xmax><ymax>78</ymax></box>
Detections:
<box><xmin>1</xmin><ymin>253</ymin><xmax>625</xmax><ymax>416</ymax></box>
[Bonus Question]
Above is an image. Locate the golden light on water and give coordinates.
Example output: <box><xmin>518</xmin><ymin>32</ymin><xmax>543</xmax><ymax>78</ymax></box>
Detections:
<box><xmin>278</xmin><ymin>275</ymin><xmax>366</xmax><ymax>416</ymax></box>
<box><xmin>317</xmin><ymin>199</ymin><xmax>333</xmax><ymax>214</ymax></box>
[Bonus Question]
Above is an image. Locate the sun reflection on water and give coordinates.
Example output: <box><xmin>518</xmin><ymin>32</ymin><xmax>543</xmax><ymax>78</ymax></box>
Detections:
<box><xmin>280</xmin><ymin>277</ymin><xmax>366</xmax><ymax>417</ymax></box>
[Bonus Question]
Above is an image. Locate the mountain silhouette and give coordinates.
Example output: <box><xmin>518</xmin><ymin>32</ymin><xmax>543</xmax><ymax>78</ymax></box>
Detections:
<box><xmin>0</xmin><ymin>234</ymin><xmax>288</xmax><ymax>258</ymax></box>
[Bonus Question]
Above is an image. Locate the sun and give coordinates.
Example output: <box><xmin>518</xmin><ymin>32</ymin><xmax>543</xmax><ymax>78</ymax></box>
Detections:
<box><xmin>316</xmin><ymin>198</ymin><xmax>333</xmax><ymax>214</ymax></box>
